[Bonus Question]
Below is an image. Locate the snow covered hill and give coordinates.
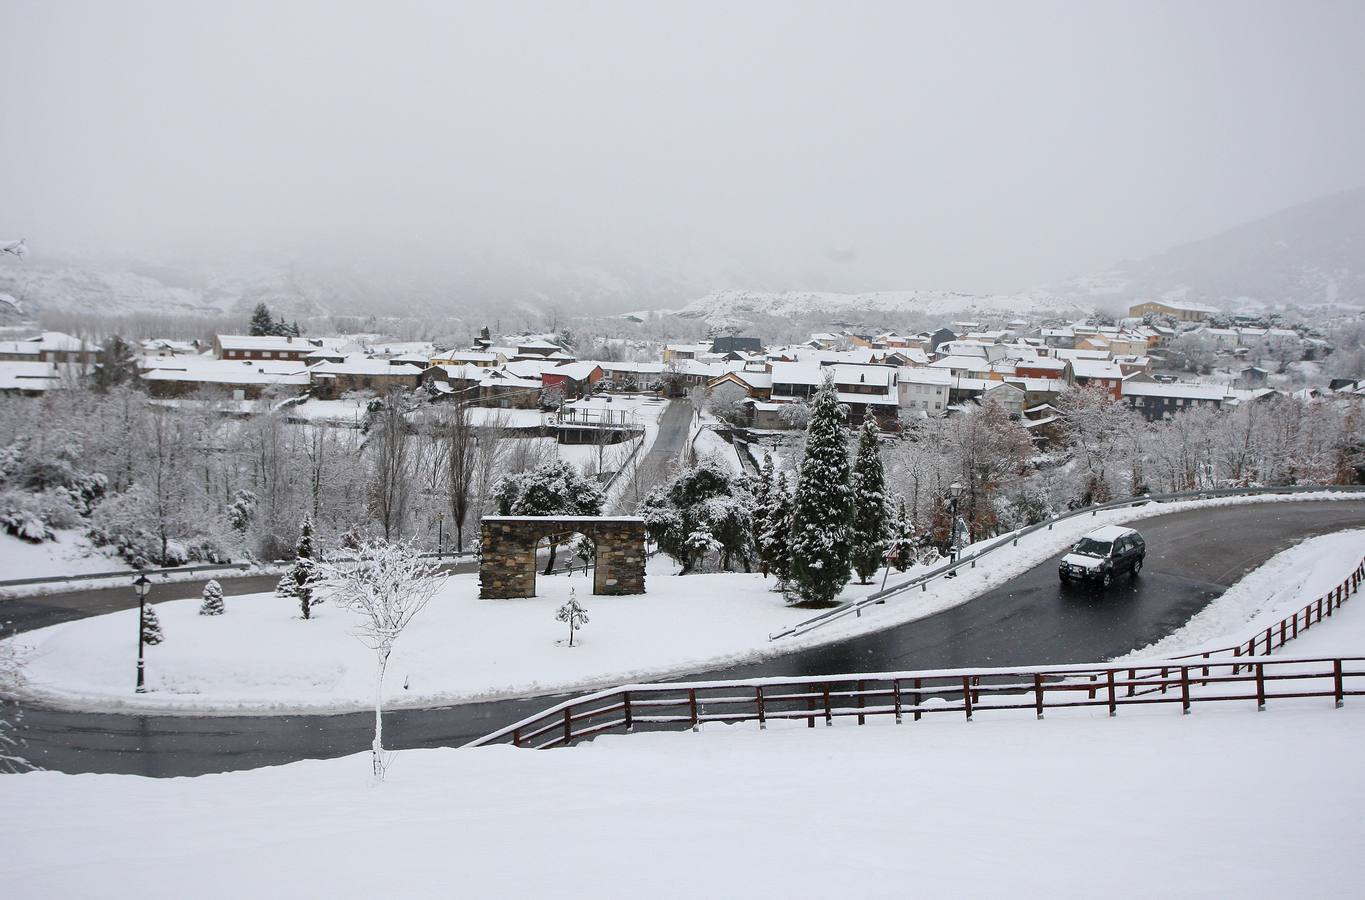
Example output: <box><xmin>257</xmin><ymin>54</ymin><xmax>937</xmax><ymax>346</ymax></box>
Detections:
<box><xmin>673</xmin><ymin>288</ymin><xmax>1087</xmax><ymax>331</ymax></box>
<box><xmin>1050</xmin><ymin>186</ymin><xmax>1365</xmax><ymax>314</ymax></box>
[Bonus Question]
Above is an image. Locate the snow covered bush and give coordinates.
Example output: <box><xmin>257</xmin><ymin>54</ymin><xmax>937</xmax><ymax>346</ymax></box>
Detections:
<box><xmin>199</xmin><ymin>579</ymin><xmax>225</xmax><ymax>616</ymax></box>
<box><xmin>640</xmin><ymin>454</ymin><xmax>754</xmax><ymax>573</ymax></box>
<box><xmin>0</xmin><ymin>489</ymin><xmax>80</xmax><ymax>542</ymax></box>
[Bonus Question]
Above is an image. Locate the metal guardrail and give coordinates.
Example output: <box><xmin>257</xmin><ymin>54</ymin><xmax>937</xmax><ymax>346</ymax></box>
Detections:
<box><xmin>0</xmin><ymin>560</ymin><xmax>252</xmax><ymax>590</ymax></box>
<box><xmin>769</xmin><ymin>484</ymin><xmax>1365</xmax><ymax>641</ymax></box>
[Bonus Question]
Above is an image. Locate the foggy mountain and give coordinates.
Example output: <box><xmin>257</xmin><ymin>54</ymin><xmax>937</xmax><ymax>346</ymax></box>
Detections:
<box><xmin>2</xmin><ymin>188</ymin><xmax>1362</xmax><ymax>329</ymax></box>
<box><xmin>1051</xmin><ymin>186</ymin><xmax>1365</xmax><ymax>314</ymax></box>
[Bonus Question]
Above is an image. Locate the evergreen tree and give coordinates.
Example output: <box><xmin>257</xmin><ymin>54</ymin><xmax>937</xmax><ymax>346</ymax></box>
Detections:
<box><xmin>291</xmin><ymin>516</ymin><xmax>319</xmax><ymax>619</ymax></box>
<box><xmin>93</xmin><ymin>335</ymin><xmax>139</xmax><ymax>392</ymax></box>
<box><xmin>788</xmin><ymin>375</ymin><xmax>853</xmax><ymax>605</ymax></box>
<box><xmin>249</xmin><ymin>303</ymin><xmax>274</xmax><ymax>336</ymax></box>
<box><xmin>639</xmin><ymin>455</ymin><xmax>754</xmax><ymax>574</ymax></box>
<box><xmin>888</xmin><ymin>497</ymin><xmax>915</xmax><ymax>573</ymax></box>
<box><xmin>750</xmin><ymin>456</ymin><xmax>774</xmax><ymax>576</ymax></box>
<box><xmin>141</xmin><ymin>603</ymin><xmax>164</xmax><ymax>645</ymax></box>
<box><xmin>199</xmin><ymin>579</ymin><xmax>225</xmax><ymax>616</ymax></box>
<box><xmin>760</xmin><ymin>471</ymin><xmax>794</xmax><ymax>589</ymax></box>
<box><xmin>275</xmin><ymin>572</ymin><xmax>298</xmax><ymax>603</ymax></box>
<box><xmin>848</xmin><ymin>416</ymin><xmax>890</xmax><ymax>584</ymax></box>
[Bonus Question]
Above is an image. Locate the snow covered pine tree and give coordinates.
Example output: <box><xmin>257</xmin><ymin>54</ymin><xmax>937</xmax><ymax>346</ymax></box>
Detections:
<box><xmin>199</xmin><ymin>579</ymin><xmax>225</xmax><ymax>615</ymax></box>
<box><xmin>291</xmin><ymin>516</ymin><xmax>319</xmax><ymax>619</ymax></box>
<box><xmin>760</xmin><ymin>470</ymin><xmax>795</xmax><ymax>590</ymax></box>
<box><xmin>849</xmin><ymin>417</ymin><xmax>891</xmax><ymax>584</ymax></box>
<box><xmin>788</xmin><ymin>374</ymin><xmax>854</xmax><ymax>605</ymax></box>
<box><xmin>141</xmin><ymin>602</ymin><xmax>164</xmax><ymax>645</ymax></box>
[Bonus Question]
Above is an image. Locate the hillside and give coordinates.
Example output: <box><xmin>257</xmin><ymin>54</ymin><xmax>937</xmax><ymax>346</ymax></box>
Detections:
<box><xmin>672</xmin><ymin>288</ymin><xmax>1087</xmax><ymax>332</ymax></box>
<box><xmin>1055</xmin><ymin>187</ymin><xmax>1365</xmax><ymax>313</ymax></box>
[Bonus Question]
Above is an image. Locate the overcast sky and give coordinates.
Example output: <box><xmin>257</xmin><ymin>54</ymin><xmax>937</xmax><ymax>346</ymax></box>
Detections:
<box><xmin>3</xmin><ymin>0</ymin><xmax>1364</xmax><ymax>297</ymax></box>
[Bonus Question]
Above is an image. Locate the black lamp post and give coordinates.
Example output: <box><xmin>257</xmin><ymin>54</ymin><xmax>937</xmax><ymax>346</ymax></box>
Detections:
<box><xmin>133</xmin><ymin>574</ymin><xmax>151</xmax><ymax>693</ymax></box>
<box><xmin>437</xmin><ymin>512</ymin><xmax>445</xmax><ymax>560</ymax></box>
<box><xmin>947</xmin><ymin>480</ymin><xmax>965</xmax><ymax>567</ymax></box>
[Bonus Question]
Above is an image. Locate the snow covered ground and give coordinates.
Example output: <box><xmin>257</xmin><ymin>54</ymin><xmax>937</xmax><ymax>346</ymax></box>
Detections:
<box><xmin>6</xmin><ymin>492</ymin><xmax>1363</xmax><ymax>713</ymax></box>
<box><xmin>4</xmin><ymin>701</ymin><xmax>1362</xmax><ymax>898</ymax></box>
<box><xmin>0</xmin><ymin>529</ymin><xmax>130</xmax><ymax>581</ymax></box>
<box><xmin>7</xmin><ymin>555</ymin><xmax>873</xmax><ymax>714</ymax></box>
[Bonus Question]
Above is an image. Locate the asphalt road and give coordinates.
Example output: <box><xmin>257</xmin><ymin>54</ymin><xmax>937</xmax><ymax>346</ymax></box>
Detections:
<box><xmin>8</xmin><ymin>500</ymin><xmax>1363</xmax><ymax>776</ymax></box>
<box><xmin>618</xmin><ymin>398</ymin><xmax>692</xmax><ymax>507</ymax></box>
<box><xmin>1</xmin><ymin>557</ymin><xmax>481</xmax><ymax>635</ymax></box>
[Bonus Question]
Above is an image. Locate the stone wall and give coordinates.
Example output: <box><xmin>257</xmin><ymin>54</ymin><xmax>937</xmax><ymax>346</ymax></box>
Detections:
<box><xmin>479</xmin><ymin>516</ymin><xmax>647</xmax><ymax>599</ymax></box>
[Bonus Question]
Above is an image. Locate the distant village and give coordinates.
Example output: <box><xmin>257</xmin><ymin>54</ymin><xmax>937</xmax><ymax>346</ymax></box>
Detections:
<box><xmin>0</xmin><ymin>297</ymin><xmax>1355</xmax><ymax>448</ymax></box>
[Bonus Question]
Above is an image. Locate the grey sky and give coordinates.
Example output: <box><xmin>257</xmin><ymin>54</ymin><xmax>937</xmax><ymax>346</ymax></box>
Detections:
<box><xmin>3</xmin><ymin>0</ymin><xmax>1363</xmax><ymax>297</ymax></box>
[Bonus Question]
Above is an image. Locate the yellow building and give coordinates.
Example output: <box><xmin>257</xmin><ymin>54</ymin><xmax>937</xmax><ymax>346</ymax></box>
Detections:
<box><xmin>1128</xmin><ymin>301</ymin><xmax>1219</xmax><ymax>323</ymax></box>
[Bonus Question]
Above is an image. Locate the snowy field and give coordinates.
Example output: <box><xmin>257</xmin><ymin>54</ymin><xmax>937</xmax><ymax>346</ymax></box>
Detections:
<box><xmin>8</xmin><ymin>555</ymin><xmax>872</xmax><ymax>713</ymax></box>
<box><xmin>6</xmin><ymin>492</ymin><xmax>1364</xmax><ymax>714</ymax></box>
<box><xmin>3</xmin><ymin>702</ymin><xmax>1362</xmax><ymax>898</ymax></box>
<box><xmin>0</xmin><ymin>529</ymin><xmax>129</xmax><ymax>581</ymax></box>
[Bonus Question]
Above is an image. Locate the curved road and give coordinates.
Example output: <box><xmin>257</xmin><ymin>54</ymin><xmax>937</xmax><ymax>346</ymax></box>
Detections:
<box><xmin>7</xmin><ymin>500</ymin><xmax>1363</xmax><ymax>776</ymax></box>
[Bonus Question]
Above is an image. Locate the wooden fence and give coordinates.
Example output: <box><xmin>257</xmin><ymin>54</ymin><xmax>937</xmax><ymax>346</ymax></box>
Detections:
<box><xmin>468</xmin><ymin>556</ymin><xmax>1365</xmax><ymax>751</ymax></box>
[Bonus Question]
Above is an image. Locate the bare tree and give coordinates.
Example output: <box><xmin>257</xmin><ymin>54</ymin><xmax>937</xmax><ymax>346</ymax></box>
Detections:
<box><xmin>445</xmin><ymin>401</ymin><xmax>478</xmax><ymax>552</ymax></box>
<box><xmin>367</xmin><ymin>390</ymin><xmax>416</xmax><ymax>540</ymax></box>
<box><xmin>321</xmin><ymin>540</ymin><xmax>446</xmax><ymax>781</ymax></box>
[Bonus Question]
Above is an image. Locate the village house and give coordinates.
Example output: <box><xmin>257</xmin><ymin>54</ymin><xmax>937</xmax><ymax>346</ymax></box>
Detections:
<box><xmin>478</xmin><ymin>369</ymin><xmax>542</xmax><ymax>408</ymax></box>
<box><xmin>1128</xmin><ymin>300</ymin><xmax>1220</xmax><ymax>323</ymax></box>
<box><xmin>769</xmin><ymin>361</ymin><xmax>899</xmax><ymax>425</ymax></box>
<box><xmin>140</xmin><ymin>357</ymin><xmax>311</xmax><ymax>400</ymax></box>
<box><xmin>0</xmin><ymin>360</ymin><xmax>62</xmax><ymax>395</ymax></box>
<box><xmin>541</xmin><ymin>361</ymin><xmax>604</xmax><ymax>400</ymax></box>
<box><xmin>1069</xmin><ymin>358</ymin><xmax>1125</xmax><ymax>399</ymax></box>
<box><xmin>0</xmin><ymin>331</ymin><xmax>101</xmax><ymax>365</ymax></box>
<box><xmin>1120</xmin><ymin>380</ymin><xmax>1230</xmax><ymax>420</ymax></box>
<box><xmin>308</xmin><ymin>358</ymin><xmax>423</xmax><ymax>400</ymax></box>
<box><xmin>212</xmin><ymin>334</ymin><xmax>335</xmax><ymax>362</ymax></box>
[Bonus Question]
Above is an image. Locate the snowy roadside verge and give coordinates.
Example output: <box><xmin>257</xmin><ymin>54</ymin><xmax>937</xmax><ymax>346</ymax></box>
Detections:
<box><xmin>5</xmin><ymin>492</ymin><xmax>1362</xmax><ymax>717</ymax></box>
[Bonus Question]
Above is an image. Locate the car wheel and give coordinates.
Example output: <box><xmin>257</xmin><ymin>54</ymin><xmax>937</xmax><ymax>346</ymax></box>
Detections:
<box><xmin>1059</xmin><ymin>573</ymin><xmax>1070</xmax><ymax>585</ymax></box>
<box><xmin>1133</xmin><ymin>557</ymin><xmax>1143</xmax><ymax>577</ymax></box>
<box><xmin>1101</xmin><ymin>572</ymin><xmax>1112</xmax><ymax>588</ymax></box>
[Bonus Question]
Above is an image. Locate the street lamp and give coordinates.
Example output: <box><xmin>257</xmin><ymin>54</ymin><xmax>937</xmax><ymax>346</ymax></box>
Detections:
<box><xmin>946</xmin><ymin>481</ymin><xmax>965</xmax><ymax>572</ymax></box>
<box><xmin>437</xmin><ymin>512</ymin><xmax>445</xmax><ymax>560</ymax></box>
<box><xmin>133</xmin><ymin>574</ymin><xmax>152</xmax><ymax>693</ymax></box>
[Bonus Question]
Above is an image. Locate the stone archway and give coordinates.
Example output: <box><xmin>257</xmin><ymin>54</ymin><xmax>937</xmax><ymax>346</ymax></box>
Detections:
<box><xmin>479</xmin><ymin>516</ymin><xmax>647</xmax><ymax>598</ymax></box>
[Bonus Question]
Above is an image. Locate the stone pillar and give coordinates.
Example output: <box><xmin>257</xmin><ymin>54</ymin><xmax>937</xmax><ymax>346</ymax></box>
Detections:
<box><xmin>478</xmin><ymin>521</ymin><xmax>537</xmax><ymax>598</ymax></box>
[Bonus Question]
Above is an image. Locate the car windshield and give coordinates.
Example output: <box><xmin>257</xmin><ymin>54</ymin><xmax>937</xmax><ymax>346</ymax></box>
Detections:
<box><xmin>1073</xmin><ymin>538</ymin><xmax>1113</xmax><ymax>557</ymax></box>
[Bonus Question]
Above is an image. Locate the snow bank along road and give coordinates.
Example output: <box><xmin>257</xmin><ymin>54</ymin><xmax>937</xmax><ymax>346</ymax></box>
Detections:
<box><xmin>9</xmin><ymin>500</ymin><xmax>1364</xmax><ymax>776</ymax></box>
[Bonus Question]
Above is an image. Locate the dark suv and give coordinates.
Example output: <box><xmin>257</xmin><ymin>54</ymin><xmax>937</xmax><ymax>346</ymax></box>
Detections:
<box><xmin>1058</xmin><ymin>526</ymin><xmax>1146</xmax><ymax>588</ymax></box>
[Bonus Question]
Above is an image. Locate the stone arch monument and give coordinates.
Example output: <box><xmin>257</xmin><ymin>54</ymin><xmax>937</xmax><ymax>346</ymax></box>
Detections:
<box><xmin>479</xmin><ymin>516</ymin><xmax>647</xmax><ymax>598</ymax></box>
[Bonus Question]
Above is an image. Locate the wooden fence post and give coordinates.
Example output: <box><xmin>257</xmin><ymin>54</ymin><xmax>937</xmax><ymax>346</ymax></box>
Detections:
<box><xmin>1335</xmin><ymin>660</ymin><xmax>1345</xmax><ymax>709</ymax></box>
<box><xmin>822</xmin><ymin>684</ymin><xmax>833</xmax><ymax>727</ymax></box>
<box><xmin>623</xmin><ymin>691</ymin><xmax>633</xmax><ymax>733</ymax></box>
<box><xmin>893</xmin><ymin>679</ymin><xmax>903</xmax><ymax>724</ymax></box>
<box><xmin>689</xmin><ymin>688</ymin><xmax>700</xmax><ymax>732</ymax></box>
<box><xmin>1034</xmin><ymin>674</ymin><xmax>1044</xmax><ymax>719</ymax></box>
<box><xmin>756</xmin><ymin>685</ymin><xmax>766</xmax><ymax>730</ymax></box>
<box><xmin>962</xmin><ymin>676</ymin><xmax>974</xmax><ymax>722</ymax></box>
<box><xmin>1180</xmin><ymin>666</ymin><xmax>1191</xmax><ymax>715</ymax></box>
<box><xmin>513</xmin><ymin>727</ymin><xmax>522</xmax><ymax>748</ymax></box>
<box><xmin>563</xmin><ymin>707</ymin><xmax>573</xmax><ymax>745</ymax></box>
<box><xmin>914</xmin><ymin>678</ymin><xmax>923</xmax><ymax>722</ymax></box>
<box><xmin>1127</xmin><ymin>667</ymin><xmax>1136</xmax><ymax>697</ymax></box>
<box><xmin>856</xmin><ymin>679</ymin><xmax>867</xmax><ymax>726</ymax></box>
<box><xmin>1107</xmin><ymin>669</ymin><xmax>1117</xmax><ymax>716</ymax></box>
<box><xmin>1255</xmin><ymin>663</ymin><xmax>1265</xmax><ymax>711</ymax></box>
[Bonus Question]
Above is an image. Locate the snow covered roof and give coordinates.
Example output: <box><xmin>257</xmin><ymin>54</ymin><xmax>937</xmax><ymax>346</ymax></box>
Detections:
<box><xmin>1070</xmin><ymin>359</ymin><xmax>1124</xmax><ymax>380</ymax></box>
<box><xmin>602</xmin><ymin>361</ymin><xmax>665</xmax><ymax>375</ymax></box>
<box><xmin>141</xmin><ymin>358</ymin><xmax>311</xmax><ymax>386</ymax></box>
<box><xmin>311</xmin><ymin>359</ymin><xmax>423</xmax><ymax>377</ymax></box>
<box><xmin>216</xmin><ymin>334</ymin><xmax>334</xmax><ymax>352</ymax></box>
<box><xmin>545</xmin><ymin>362</ymin><xmax>602</xmax><ymax>381</ymax></box>
<box><xmin>927</xmin><ymin>355</ymin><xmax>992</xmax><ymax>372</ymax></box>
<box><xmin>770</xmin><ymin>361</ymin><xmax>896</xmax><ymax>388</ymax></box>
<box><xmin>0</xmin><ymin>360</ymin><xmax>60</xmax><ymax>391</ymax></box>
<box><xmin>435</xmin><ymin>350</ymin><xmax>501</xmax><ymax>362</ymax></box>
<box><xmin>898</xmin><ymin>368</ymin><xmax>954</xmax><ymax>386</ymax></box>
<box><xmin>1121</xmin><ymin>381</ymin><xmax>1229</xmax><ymax>401</ymax></box>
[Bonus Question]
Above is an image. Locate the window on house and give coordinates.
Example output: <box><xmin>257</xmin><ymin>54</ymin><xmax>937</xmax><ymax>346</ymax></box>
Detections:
<box><xmin>262</xmin><ymin>351</ymin><xmax>272</xmax><ymax>358</ymax></box>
